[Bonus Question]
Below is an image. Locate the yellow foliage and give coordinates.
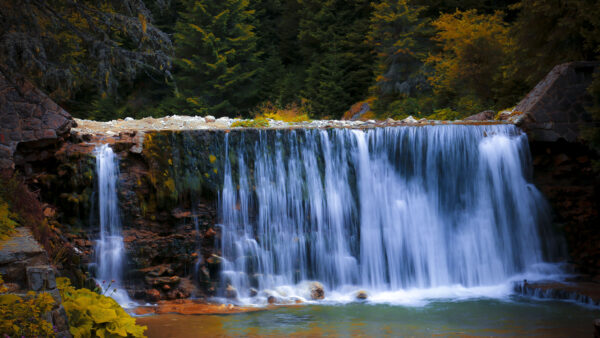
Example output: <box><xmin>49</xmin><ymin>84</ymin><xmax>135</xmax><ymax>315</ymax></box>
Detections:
<box><xmin>209</xmin><ymin>155</ymin><xmax>217</xmax><ymax>164</ymax></box>
<box><xmin>425</xmin><ymin>10</ymin><xmax>512</xmax><ymax>102</ymax></box>
<box><xmin>252</xmin><ymin>101</ymin><xmax>311</xmax><ymax>123</ymax></box>
<box><xmin>57</xmin><ymin>277</ymin><xmax>147</xmax><ymax>338</ymax></box>
<box><xmin>138</xmin><ymin>13</ymin><xmax>147</xmax><ymax>33</ymax></box>
<box><xmin>164</xmin><ymin>178</ymin><xmax>176</xmax><ymax>193</ymax></box>
<box><xmin>0</xmin><ymin>274</ymin><xmax>55</xmax><ymax>337</ymax></box>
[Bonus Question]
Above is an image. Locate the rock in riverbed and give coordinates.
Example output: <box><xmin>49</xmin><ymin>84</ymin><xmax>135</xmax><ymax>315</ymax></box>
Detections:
<box><xmin>356</xmin><ymin>290</ymin><xmax>368</xmax><ymax>300</ymax></box>
<box><xmin>225</xmin><ymin>284</ymin><xmax>238</xmax><ymax>299</ymax></box>
<box><xmin>309</xmin><ymin>281</ymin><xmax>325</xmax><ymax>300</ymax></box>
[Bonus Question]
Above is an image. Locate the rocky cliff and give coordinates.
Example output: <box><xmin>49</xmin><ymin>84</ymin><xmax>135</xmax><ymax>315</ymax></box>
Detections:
<box><xmin>0</xmin><ymin>66</ymin><xmax>75</xmax><ymax>173</ymax></box>
<box><xmin>516</xmin><ymin>61</ymin><xmax>598</xmax><ymax>143</ymax></box>
<box><xmin>514</xmin><ymin>61</ymin><xmax>600</xmax><ymax>278</ymax></box>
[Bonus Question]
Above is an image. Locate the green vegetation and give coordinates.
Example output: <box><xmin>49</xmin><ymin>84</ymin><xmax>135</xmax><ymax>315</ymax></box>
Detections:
<box><xmin>0</xmin><ymin>274</ymin><xmax>56</xmax><ymax>337</ymax></box>
<box><xmin>0</xmin><ymin>174</ymin><xmax>53</xmax><ymax>252</ymax></box>
<box><xmin>231</xmin><ymin>117</ymin><xmax>271</xmax><ymax>128</ymax></box>
<box><xmin>0</xmin><ymin>0</ymin><xmax>599</xmax><ymax>120</ymax></box>
<box><xmin>0</xmin><ymin>197</ymin><xmax>17</xmax><ymax>240</ymax></box>
<box><xmin>57</xmin><ymin>277</ymin><xmax>147</xmax><ymax>338</ymax></box>
<box><xmin>173</xmin><ymin>0</ymin><xmax>262</xmax><ymax>116</ymax></box>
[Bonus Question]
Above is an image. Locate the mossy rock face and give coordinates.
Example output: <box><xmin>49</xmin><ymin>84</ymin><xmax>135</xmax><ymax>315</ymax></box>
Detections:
<box><xmin>137</xmin><ymin>130</ymin><xmax>265</xmax><ymax>212</ymax></box>
<box><xmin>38</xmin><ymin>151</ymin><xmax>96</xmax><ymax>229</ymax></box>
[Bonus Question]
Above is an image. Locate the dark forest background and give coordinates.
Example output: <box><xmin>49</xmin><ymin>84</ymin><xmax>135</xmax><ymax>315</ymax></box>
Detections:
<box><xmin>1</xmin><ymin>0</ymin><xmax>599</xmax><ymax>121</ymax></box>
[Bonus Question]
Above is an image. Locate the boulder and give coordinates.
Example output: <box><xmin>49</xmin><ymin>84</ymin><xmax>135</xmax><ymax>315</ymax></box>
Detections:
<box><xmin>514</xmin><ymin>61</ymin><xmax>599</xmax><ymax>142</ymax></box>
<box><xmin>225</xmin><ymin>284</ymin><xmax>238</xmax><ymax>299</ymax></box>
<box><xmin>249</xmin><ymin>288</ymin><xmax>258</xmax><ymax>297</ymax></box>
<box><xmin>402</xmin><ymin>116</ymin><xmax>418</xmax><ymax>124</ymax></box>
<box><xmin>146</xmin><ymin>288</ymin><xmax>161</xmax><ymax>302</ymax></box>
<box><xmin>464</xmin><ymin>110</ymin><xmax>495</xmax><ymax>121</ymax></box>
<box><xmin>166</xmin><ymin>288</ymin><xmax>190</xmax><ymax>300</ymax></box>
<box><xmin>309</xmin><ymin>281</ymin><xmax>325</xmax><ymax>300</ymax></box>
<box><xmin>356</xmin><ymin>290</ymin><xmax>368</xmax><ymax>300</ymax></box>
<box><xmin>0</xmin><ymin>228</ymin><xmax>49</xmax><ymax>287</ymax></box>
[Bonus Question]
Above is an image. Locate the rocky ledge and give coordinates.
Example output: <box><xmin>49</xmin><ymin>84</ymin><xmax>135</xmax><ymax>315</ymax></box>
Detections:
<box><xmin>71</xmin><ymin>114</ymin><xmax>510</xmax><ymax>137</ymax></box>
<box><xmin>514</xmin><ymin>278</ymin><xmax>600</xmax><ymax>307</ymax></box>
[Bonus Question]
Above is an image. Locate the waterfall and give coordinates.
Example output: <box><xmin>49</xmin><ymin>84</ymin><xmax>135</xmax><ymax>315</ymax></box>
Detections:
<box><xmin>94</xmin><ymin>144</ymin><xmax>133</xmax><ymax>307</ymax></box>
<box><xmin>218</xmin><ymin>125</ymin><xmax>559</xmax><ymax>303</ymax></box>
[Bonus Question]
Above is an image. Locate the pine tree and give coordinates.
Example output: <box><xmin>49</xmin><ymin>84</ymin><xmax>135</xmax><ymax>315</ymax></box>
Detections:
<box><xmin>174</xmin><ymin>0</ymin><xmax>262</xmax><ymax>116</ymax></box>
<box><xmin>298</xmin><ymin>0</ymin><xmax>373</xmax><ymax>118</ymax></box>
<box><xmin>510</xmin><ymin>0</ymin><xmax>600</xmax><ymax>87</ymax></box>
<box><xmin>367</xmin><ymin>0</ymin><xmax>432</xmax><ymax>112</ymax></box>
<box><xmin>304</xmin><ymin>42</ymin><xmax>351</xmax><ymax>116</ymax></box>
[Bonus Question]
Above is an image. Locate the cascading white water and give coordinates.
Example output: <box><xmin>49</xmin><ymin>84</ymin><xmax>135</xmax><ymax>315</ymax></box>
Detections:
<box><xmin>218</xmin><ymin>125</ymin><xmax>559</xmax><ymax>304</ymax></box>
<box><xmin>94</xmin><ymin>144</ymin><xmax>133</xmax><ymax>307</ymax></box>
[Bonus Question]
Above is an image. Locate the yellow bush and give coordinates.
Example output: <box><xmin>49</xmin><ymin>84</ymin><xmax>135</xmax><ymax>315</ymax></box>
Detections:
<box><xmin>0</xmin><ymin>274</ymin><xmax>55</xmax><ymax>337</ymax></box>
<box><xmin>253</xmin><ymin>101</ymin><xmax>311</xmax><ymax>123</ymax></box>
<box><xmin>57</xmin><ymin>277</ymin><xmax>147</xmax><ymax>338</ymax></box>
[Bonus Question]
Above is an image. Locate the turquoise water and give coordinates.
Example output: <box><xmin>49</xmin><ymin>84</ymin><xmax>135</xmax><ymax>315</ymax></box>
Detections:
<box><xmin>139</xmin><ymin>297</ymin><xmax>599</xmax><ymax>337</ymax></box>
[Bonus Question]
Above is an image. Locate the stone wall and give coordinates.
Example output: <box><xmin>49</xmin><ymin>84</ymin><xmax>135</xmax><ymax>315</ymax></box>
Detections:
<box><xmin>517</xmin><ymin>61</ymin><xmax>599</xmax><ymax>142</ymax></box>
<box><xmin>0</xmin><ymin>66</ymin><xmax>75</xmax><ymax>172</ymax></box>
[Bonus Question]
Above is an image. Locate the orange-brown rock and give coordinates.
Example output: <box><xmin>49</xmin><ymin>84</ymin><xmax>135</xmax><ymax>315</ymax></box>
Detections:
<box><xmin>133</xmin><ymin>299</ymin><xmax>300</xmax><ymax>316</ymax></box>
<box><xmin>146</xmin><ymin>289</ymin><xmax>161</xmax><ymax>302</ymax></box>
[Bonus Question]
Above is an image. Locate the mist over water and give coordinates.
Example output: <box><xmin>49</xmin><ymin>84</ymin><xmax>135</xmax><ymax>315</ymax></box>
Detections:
<box><xmin>218</xmin><ymin>125</ymin><xmax>562</xmax><ymax>304</ymax></box>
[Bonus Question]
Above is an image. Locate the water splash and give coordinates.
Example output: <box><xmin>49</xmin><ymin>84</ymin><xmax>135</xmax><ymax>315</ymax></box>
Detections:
<box><xmin>218</xmin><ymin>125</ymin><xmax>561</xmax><ymax>304</ymax></box>
<box><xmin>94</xmin><ymin>144</ymin><xmax>133</xmax><ymax>307</ymax></box>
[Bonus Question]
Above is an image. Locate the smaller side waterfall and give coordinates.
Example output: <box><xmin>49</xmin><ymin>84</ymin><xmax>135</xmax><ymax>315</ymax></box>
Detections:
<box><xmin>94</xmin><ymin>144</ymin><xmax>132</xmax><ymax>306</ymax></box>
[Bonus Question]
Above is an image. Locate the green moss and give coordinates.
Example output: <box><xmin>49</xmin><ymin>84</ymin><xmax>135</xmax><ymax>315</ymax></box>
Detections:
<box><xmin>230</xmin><ymin>117</ymin><xmax>270</xmax><ymax>128</ymax></box>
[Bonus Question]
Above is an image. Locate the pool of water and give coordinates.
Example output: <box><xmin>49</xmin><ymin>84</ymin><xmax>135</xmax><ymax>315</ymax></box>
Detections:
<box><xmin>138</xmin><ymin>297</ymin><xmax>599</xmax><ymax>337</ymax></box>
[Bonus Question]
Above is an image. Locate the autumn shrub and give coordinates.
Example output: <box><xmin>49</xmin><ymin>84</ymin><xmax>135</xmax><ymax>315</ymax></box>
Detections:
<box><xmin>425</xmin><ymin>10</ymin><xmax>512</xmax><ymax>111</ymax></box>
<box><xmin>0</xmin><ymin>173</ymin><xmax>48</xmax><ymax>239</ymax></box>
<box><xmin>0</xmin><ymin>173</ymin><xmax>55</xmax><ymax>257</ymax></box>
<box><xmin>57</xmin><ymin>277</ymin><xmax>147</xmax><ymax>338</ymax></box>
<box><xmin>253</xmin><ymin>101</ymin><xmax>311</xmax><ymax>123</ymax></box>
<box><xmin>0</xmin><ymin>274</ymin><xmax>56</xmax><ymax>337</ymax></box>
